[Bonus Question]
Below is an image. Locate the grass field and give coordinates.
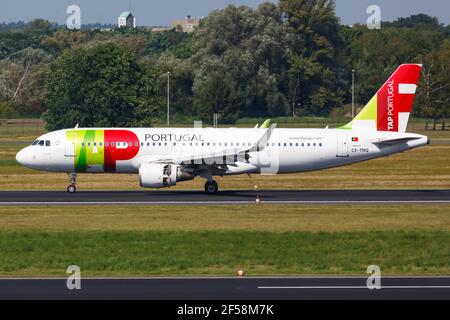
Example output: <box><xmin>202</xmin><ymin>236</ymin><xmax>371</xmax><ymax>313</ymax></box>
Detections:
<box><xmin>1</xmin><ymin>205</ymin><xmax>449</xmax><ymax>232</ymax></box>
<box><xmin>0</xmin><ymin>205</ymin><xmax>449</xmax><ymax>276</ymax></box>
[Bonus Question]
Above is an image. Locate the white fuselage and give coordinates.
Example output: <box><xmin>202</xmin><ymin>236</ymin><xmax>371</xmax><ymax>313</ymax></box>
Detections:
<box><xmin>16</xmin><ymin>127</ymin><xmax>429</xmax><ymax>178</ymax></box>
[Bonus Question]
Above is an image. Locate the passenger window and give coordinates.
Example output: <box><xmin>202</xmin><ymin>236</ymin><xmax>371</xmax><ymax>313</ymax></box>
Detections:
<box><xmin>105</xmin><ymin>142</ymin><xmax>109</xmax><ymax>147</ymax></box>
<box><xmin>319</xmin><ymin>143</ymin><xmax>322</xmax><ymax>147</ymax></box>
<box><xmin>135</xmin><ymin>142</ymin><xmax>138</xmax><ymax>147</ymax></box>
<box><xmin>111</xmin><ymin>142</ymin><xmax>115</xmax><ymax>147</ymax></box>
<box><xmin>94</xmin><ymin>142</ymin><xmax>97</xmax><ymax>146</ymax></box>
<box><xmin>307</xmin><ymin>143</ymin><xmax>310</xmax><ymax>147</ymax></box>
<box><xmin>313</xmin><ymin>143</ymin><xmax>316</xmax><ymax>147</ymax></box>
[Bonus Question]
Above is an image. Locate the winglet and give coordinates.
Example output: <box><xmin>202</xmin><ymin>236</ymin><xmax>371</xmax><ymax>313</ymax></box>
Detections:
<box><xmin>248</xmin><ymin>123</ymin><xmax>277</xmax><ymax>153</ymax></box>
<box><xmin>260</xmin><ymin>119</ymin><xmax>271</xmax><ymax>129</ymax></box>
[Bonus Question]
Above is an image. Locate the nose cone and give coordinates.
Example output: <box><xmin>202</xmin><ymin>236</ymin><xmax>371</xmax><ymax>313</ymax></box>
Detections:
<box><xmin>16</xmin><ymin>147</ymin><xmax>31</xmax><ymax>167</ymax></box>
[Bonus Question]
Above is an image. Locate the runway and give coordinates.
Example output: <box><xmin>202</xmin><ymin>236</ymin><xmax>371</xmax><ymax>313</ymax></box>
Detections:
<box><xmin>0</xmin><ymin>277</ymin><xmax>449</xmax><ymax>300</ymax></box>
<box><xmin>0</xmin><ymin>189</ymin><xmax>449</xmax><ymax>205</ymax></box>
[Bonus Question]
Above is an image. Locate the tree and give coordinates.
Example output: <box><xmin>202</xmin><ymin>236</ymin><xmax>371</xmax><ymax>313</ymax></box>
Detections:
<box><xmin>279</xmin><ymin>0</ymin><xmax>345</xmax><ymax>116</ymax></box>
<box><xmin>153</xmin><ymin>53</ymin><xmax>195</xmax><ymax>118</ymax></box>
<box><xmin>190</xmin><ymin>4</ymin><xmax>289</xmax><ymax>122</ymax></box>
<box><xmin>43</xmin><ymin>43</ymin><xmax>162</xmax><ymax>130</ymax></box>
<box><xmin>0</xmin><ymin>47</ymin><xmax>50</xmax><ymax>116</ymax></box>
<box><xmin>41</xmin><ymin>29</ymin><xmax>89</xmax><ymax>56</ymax></box>
<box><xmin>340</xmin><ymin>14</ymin><xmax>446</xmax><ymax>107</ymax></box>
<box><xmin>415</xmin><ymin>40</ymin><xmax>450</xmax><ymax>129</ymax></box>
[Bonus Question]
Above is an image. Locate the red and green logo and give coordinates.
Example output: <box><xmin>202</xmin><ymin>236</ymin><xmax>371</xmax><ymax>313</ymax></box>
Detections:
<box><xmin>66</xmin><ymin>129</ymin><xmax>140</xmax><ymax>172</ymax></box>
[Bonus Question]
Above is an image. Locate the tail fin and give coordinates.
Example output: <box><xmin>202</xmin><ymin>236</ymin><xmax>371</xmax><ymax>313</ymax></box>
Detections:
<box><xmin>342</xmin><ymin>64</ymin><xmax>422</xmax><ymax>132</ymax></box>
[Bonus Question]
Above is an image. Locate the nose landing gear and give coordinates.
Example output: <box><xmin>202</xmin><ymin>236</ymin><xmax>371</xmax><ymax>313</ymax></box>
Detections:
<box><xmin>67</xmin><ymin>173</ymin><xmax>77</xmax><ymax>193</ymax></box>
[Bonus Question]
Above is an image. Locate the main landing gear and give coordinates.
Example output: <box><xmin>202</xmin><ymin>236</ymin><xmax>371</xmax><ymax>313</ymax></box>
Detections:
<box><xmin>204</xmin><ymin>180</ymin><xmax>219</xmax><ymax>194</ymax></box>
<box><xmin>67</xmin><ymin>173</ymin><xmax>77</xmax><ymax>193</ymax></box>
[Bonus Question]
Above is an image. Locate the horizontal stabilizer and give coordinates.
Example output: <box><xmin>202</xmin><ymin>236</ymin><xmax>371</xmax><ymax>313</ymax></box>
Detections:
<box><xmin>372</xmin><ymin>137</ymin><xmax>420</xmax><ymax>145</ymax></box>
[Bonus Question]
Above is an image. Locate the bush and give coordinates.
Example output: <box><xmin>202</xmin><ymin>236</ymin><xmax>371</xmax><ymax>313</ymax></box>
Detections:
<box><xmin>0</xmin><ymin>102</ymin><xmax>18</xmax><ymax>118</ymax></box>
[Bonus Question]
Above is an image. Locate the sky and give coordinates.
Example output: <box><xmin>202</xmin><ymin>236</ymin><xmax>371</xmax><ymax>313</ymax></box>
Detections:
<box><xmin>1</xmin><ymin>0</ymin><xmax>449</xmax><ymax>26</ymax></box>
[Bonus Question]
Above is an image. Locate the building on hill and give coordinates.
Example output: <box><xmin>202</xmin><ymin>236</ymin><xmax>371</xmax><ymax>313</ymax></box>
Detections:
<box><xmin>118</xmin><ymin>11</ymin><xmax>136</xmax><ymax>28</ymax></box>
<box><xmin>171</xmin><ymin>15</ymin><xmax>199</xmax><ymax>33</ymax></box>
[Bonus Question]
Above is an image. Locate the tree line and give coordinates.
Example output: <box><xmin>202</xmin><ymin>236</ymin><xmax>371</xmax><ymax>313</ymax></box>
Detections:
<box><xmin>0</xmin><ymin>1</ymin><xmax>448</xmax><ymax>130</ymax></box>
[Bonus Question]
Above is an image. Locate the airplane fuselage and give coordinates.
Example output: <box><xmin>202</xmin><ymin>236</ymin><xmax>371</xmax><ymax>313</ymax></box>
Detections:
<box><xmin>16</xmin><ymin>127</ymin><xmax>429</xmax><ymax>177</ymax></box>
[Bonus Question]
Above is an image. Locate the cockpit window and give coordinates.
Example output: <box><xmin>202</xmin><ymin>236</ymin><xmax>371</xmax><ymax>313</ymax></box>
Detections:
<box><xmin>45</xmin><ymin>140</ymin><xmax>51</xmax><ymax>147</ymax></box>
<box><xmin>32</xmin><ymin>140</ymin><xmax>39</xmax><ymax>145</ymax></box>
<box><xmin>38</xmin><ymin>140</ymin><xmax>45</xmax><ymax>146</ymax></box>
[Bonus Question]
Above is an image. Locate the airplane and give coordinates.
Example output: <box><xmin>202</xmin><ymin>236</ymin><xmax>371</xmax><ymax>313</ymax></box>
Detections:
<box><xmin>16</xmin><ymin>64</ymin><xmax>429</xmax><ymax>194</ymax></box>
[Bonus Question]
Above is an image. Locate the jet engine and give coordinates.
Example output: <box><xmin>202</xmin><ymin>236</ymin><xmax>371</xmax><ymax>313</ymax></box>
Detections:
<box><xmin>139</xmin><ymin>163</ymin><xmax>194</xmax><ymax>188</ymax></box>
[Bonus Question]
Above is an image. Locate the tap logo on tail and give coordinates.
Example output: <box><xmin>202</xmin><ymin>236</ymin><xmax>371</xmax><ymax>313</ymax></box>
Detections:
<box><xmin>341</xmin><ymin>64</ymin><xmax>422</xmax><ymax>132</ymax></box>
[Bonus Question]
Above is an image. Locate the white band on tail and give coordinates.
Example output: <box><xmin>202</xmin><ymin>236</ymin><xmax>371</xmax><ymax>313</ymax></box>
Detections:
<box><xmin>398</xmin><ymin>84</ymin><xmax>417</xmax><ymax>94</ymax></box>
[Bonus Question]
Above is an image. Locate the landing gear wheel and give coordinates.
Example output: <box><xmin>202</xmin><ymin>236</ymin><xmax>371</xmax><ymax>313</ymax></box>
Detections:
<box><xmin>67</xmin><ymin>172</ymin><xmax>78</xmax><ymax>193</ymax></box>
<box><xmin>204</xmin><ymin>180</ymin><xmax>219</xmax><ymax>194</ymax></box>
<box><xmin>67</xmin><ymin>185</ymin><xmax>76</xmax><ymax>193</ymax></box>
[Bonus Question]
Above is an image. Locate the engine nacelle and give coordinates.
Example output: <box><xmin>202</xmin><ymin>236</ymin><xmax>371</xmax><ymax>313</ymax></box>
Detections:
<box><xmin>139</xmin><ymin>163</ymin><xmax>194</xmax><ymax>188</ymax></box>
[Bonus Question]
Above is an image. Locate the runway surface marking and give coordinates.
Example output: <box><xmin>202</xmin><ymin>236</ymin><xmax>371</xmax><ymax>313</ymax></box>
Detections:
<box><xmin>1</xmin><ymin>276</ymin><xmax>449</xmax><ymax>299</ymax></box>
<box><xmin>1</xmin><ymin>190</ymin><xmax>449</xmax><ymax>205</ymax></box>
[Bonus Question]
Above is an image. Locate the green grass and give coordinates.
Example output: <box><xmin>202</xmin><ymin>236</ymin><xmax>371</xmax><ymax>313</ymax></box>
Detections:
<box><xmin>0</xmin><ymin>230</ymin><xmax>448</xmax><ymax>276</ymax></box>
<box><xmin>1</xmin><ymin>205</ymin><xmax>449</xmax><ymax>232</ymax></box>
<box><xmin>0</xmin><ymin>205</ymin><xmax>448</xmax><ymax>276</ymax></box>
